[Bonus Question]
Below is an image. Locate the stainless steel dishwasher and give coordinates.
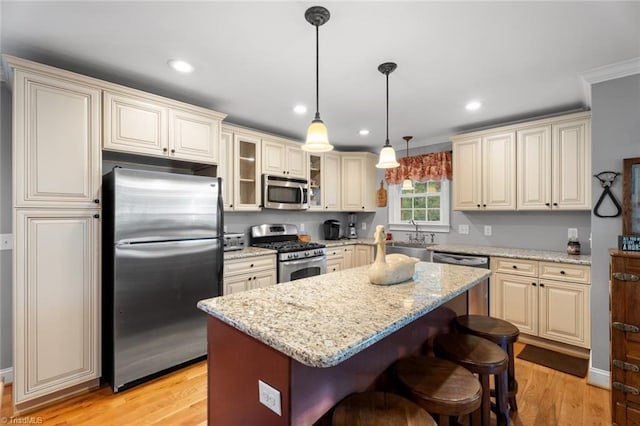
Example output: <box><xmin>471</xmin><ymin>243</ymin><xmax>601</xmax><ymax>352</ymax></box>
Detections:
<box><xmin>432</xmin><ymin>252</ymin><xmax>490</xmax><ymax>315</ymax></box>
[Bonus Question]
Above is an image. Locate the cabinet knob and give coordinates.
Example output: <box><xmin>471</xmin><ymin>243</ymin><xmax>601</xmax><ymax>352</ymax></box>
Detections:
<box><xmin>482</xmin><ymin>204</ymin><xmax>487</xmax><ymax>208</ymax></box>
<box><xmin>248</xmin><ymin>276</ymin><xmax>252</xmax><ymax>281</ymax></box>
<box><xmin>93</xmin><ymin>214</ymin><xmax>100</xmax><ymax>219</ymax></box>
<box><xmin>250</xmin><ymin>263</ymin><xmax>254</xmax><ymax>267</ymax></box>
<box><xmin>545</xmin><ymin>202</ymin><xmax>550</xmax><ymax>206</ymax></box>
<box><xmin>283</xmin><ymin>170</ymin><xmax>286</xmax><ymax>174</ymax></box>
<box><xmin>512</xmin><ymin>265</ymin><xmax>518</xmax><ymax>269</ymax></box>
<box><xmin>553</xmin><ymin>202</ymin><xmax>558</xmax><ymax>206</ymax></box>
<box><xmin>94</xmin><ymin>198</ymin><xmax>100</xmax><ymax>204</ymax></box>
<box><xmin>477</xmin><ymin>204</ymin><xmax>481</xmax><ymax>208</ymax></box>
<box><xmin>362</xmin><ymin>206</ymin><xmax>365</xmax><ymax>209</ymax></box>
<box><xmin>163</xmin><ymin>147</ymin><xmax>168</xmax><ymax>153</ymax></box>
<box><xmin>325</xmin><ymin>206</ymin><xmax>328</xmax><ymax>209</ymax></box>
<box><xmin>560</xmin><ymin>270</ymin><xmax>566</xmax><ymax>275</ymax></box>
<box><xmin>531</xmin><ymin>282</ymin><xmax>536</xmax><ymax>286</ymax></box>
<box><xmin>540</xmin><ymin>283</ymin><xmax>545</xmax><ymax>287</ymax></box>
<box><xmin>230</xmin><ymin>204</ymin><xmax>233</xmax><ymax>208</ymax></box>
<box><xmin>171</xmin><ymin>149</ymin><xmax>176</xmax><ymax>154</ymax></box>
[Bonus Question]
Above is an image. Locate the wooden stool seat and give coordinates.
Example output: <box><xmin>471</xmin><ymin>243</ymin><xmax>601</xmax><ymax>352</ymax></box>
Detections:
<box><xmin>434</xmin><ymin>333</ymin><xmax>510</xmax><ymax>426</ymax></box>
<box><xmin>455</xmin><ymin>314</ymin><xmax>520</xmax><ymax>411</ymax></box>
<box><xmin>393</xmin><ymin>356</ymin><xmax>482</xmax><ymax>426</ymax></box>
<box><xmin>332</xmin><ymin>391</ymin><xmax>437</xmax><ymax>426</ymax></box>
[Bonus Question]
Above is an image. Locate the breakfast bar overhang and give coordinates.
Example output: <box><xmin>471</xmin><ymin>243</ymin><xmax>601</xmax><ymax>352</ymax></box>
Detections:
<box><xmin>197</xmin><ymin>262</ymin><xmax>491</xmax><ymax>425</ymax></box>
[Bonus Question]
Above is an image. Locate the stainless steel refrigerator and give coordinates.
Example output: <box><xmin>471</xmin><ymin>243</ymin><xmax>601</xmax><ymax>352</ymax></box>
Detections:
<box><xmin>102</xmin><ymin>168</ymin><xmax>223</xmax><ymax>392</ymax></box>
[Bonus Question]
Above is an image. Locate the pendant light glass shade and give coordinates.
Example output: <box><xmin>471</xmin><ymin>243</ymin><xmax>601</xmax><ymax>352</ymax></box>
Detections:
<box><xmin>302</xmin><ymin>7</ymin><xmax>333</xmax><ymax>152</ymax></box>
<box><xmin>401</xmin><ymin>178</ymin><xmax>414</xmax><ymax>191</ymax></box>
<box><xmin>376</xmin><ymin>62</ymin><xmax>400</xmax><ymax>169</ymax></box>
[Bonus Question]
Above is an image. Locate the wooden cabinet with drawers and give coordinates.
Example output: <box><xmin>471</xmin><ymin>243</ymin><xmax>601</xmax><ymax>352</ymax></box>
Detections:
<box><xmin>491</xmin><ymin>256</ymin><xmax>591</xmax><ymax>348</ymax></box>
<box><xmin>610</xmin><ymin>250</ymin><xmax>640</xmax><ymax>426</ymax></box>
<box><xmin>223</xmin><ymin>254</ymin><xmax>277</xmax><ymax>295</ymax></box>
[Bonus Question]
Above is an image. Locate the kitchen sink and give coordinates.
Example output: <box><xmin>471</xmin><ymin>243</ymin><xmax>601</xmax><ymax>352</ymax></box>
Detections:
<box><xmin>376</xmin><ymin>241</ymin><xmax>434</xmax><ymax>262</ymax></box>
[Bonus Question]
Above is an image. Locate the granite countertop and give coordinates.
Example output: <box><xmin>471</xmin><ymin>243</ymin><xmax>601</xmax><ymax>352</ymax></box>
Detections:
<box><xmin>427</xmin><ymin>243</ymin><xmax>591</xmax><ymax>265</ymax></box>
<box><xmin>224</xmin><ymin>246</ymin><xmax>276</xmax><ymax>260</ymax></box>
<box><xmin>197</xmin><ymin>262</ymin><xmax>490</xmax><ymax>368</ymax></box>
<box><xmin>316</xmin><ymin>238</ymin><xmax>376</xmax><ymax>247</ymax></box>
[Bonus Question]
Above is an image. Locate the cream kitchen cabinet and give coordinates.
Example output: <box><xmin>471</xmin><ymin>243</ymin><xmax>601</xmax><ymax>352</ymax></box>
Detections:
<box><xmin>308</xmin><ymin>152</ymin><xmax>341</xmax><ymax>211</ymax></box>
<box><xmin>6</xmin><ymin>56</ymin><xmax>104</xmax><ymax>411</ymax></box>
<box><xmin>354</xmin><ymin>245</ymin><xmax>374</xmax><ymax>267</ymax></box>
<box><xmin>262</xmin><ymin>138</ymin><xmax>307</xmax><ymax>179</ymax></box>
<box><xmin>326</xmin><ymin>245</ymin><xmax>354</xmax><ymax>273</ymax></box>
<box><xmin>491</xmin><ymin>257</ymin><xmax>590</xmax><ymax>349</ymax></box>
<box><xmin>341</xmin><ymin>152</ymin><xmax>377</xmax><ymax>212</ymax></box>
<box><xmin>452</xmin><ymin>131</ymin><xmax>516</xmax><ymax>211</ymax></box>
<box><xmin>221</xmin><ymin>125</ymin><xmax>263</xmax><ymax>211</ymax></box>
<box><xmin>103</xmin><ymin>90</ymin><xmax>225</xmax><ymax>165</ymax></box>
<box><xmin>13</xmin><ymin>209</ymin><xmax>101</xmax><ymax>406</ymax></box>
<box><xmin>12</xmin><ymin>68</ymin><xmax>102</xmax><ymax>209</ymax></box>
<box><xmin>223</xmin><ymin>254</ymin><xmax>277</xmax><ymax>295</ymax></box>
<box><xmin>517</xmin><ymin>114</ymin><xmax>591</xmax><ymax>210</ymax></box>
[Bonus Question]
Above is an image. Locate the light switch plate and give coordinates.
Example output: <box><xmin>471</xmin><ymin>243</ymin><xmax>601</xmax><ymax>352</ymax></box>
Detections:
<box><xmin>299</xmin><ymin>223</ymin><xmax>305</xmax><ymax>232</ymax></box>
<box><xmin>568</xmin><ymin>228</ymin><xmax>578</xmax><ymax>240</ymax></box>
<box><xmin>484</xmin><ymin>225</ymin><xmax>492</xmax><ymax>236</ymax></box>
<box><xmin>0</xmin><ymin>234</ymin><xmax>13</xmax><ymax>250</ymax></box>
<box><xmin>258</xmin><ymin>380</ymin><xmax>282</xmax><ymax>416</ymax></box>
<box><xmin>458</xmin><ymin>224</ymin><xmax>469</xmax><ymax>235</ymax></box>
<box><xmin>361</xmin><ymin>222</ymin><xmax>366</xmax><ymax>230</ymax></box>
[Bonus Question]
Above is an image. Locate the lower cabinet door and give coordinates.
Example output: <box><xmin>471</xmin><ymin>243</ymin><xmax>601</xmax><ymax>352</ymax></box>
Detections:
<box><xmin>14</xmin><ymin>209</ymin><xmax>101</xmax><ymax>404</ymax></box>
<box><xmin>493</xmin><ymin>273</ymin><xmax>538</xmax><ymax>336</ymax></box>
<box><xmin>539</xmin><ymin>279</ymin><xmax>590</xmax><ymax>348</ymax></box>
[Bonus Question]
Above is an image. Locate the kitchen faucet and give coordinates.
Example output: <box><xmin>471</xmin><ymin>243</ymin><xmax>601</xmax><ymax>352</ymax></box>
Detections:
<box><xmin>408</xmin><ymin>220</ymin><xmax>425</xmax><ymax>243</ymax></box>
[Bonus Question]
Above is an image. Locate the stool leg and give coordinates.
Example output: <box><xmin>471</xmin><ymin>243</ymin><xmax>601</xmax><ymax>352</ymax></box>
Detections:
<box><xmin>495</xmin><ymin>370</ymin><xmax>511</xmax><ymax>426</ymax></box>
<box><xmin>506</xmin><ymin>343</ymin><xmax>518</xmax><ymax>411</ymax></box>
<box><xmin>480</xmin><ymin>374</ymin><xmax>491</xmax><ymax>426</ymax></box>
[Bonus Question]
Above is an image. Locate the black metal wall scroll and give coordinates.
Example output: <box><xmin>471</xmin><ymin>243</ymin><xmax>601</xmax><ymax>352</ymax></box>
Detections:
<box><xmin>594</xmin><ymin>171</ymin><xmax>622</xmax><ymax>218</ymax></box>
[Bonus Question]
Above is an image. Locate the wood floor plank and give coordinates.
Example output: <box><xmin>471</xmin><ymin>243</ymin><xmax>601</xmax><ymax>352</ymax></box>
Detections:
<box><xmin>1</xmin><ymin>343</ymin><xmax>611</xmax><ymax>425</ymax></box>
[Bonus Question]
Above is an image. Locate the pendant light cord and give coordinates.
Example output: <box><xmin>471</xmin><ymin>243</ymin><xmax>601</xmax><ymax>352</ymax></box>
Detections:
<box><xmin>315</xmin><ymin>24</ymin><xmax>320</xmax><ymax>120</ymax></box>
<box><xmin>385</xmin><ymin>72</ymin><xmax>389</xmax><ymax>146</ymax></box>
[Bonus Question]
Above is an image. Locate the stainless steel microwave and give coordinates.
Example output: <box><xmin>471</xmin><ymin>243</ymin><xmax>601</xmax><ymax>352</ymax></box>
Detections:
<box><xmin>262</xmin><ymin>174</ymin><xmax>309</xmax><ymax>210</ymax></box>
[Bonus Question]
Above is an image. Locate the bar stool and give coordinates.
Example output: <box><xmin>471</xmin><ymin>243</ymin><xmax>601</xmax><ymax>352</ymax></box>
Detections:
<box><xmin>434</xmin><ymin>333</ymin><xmax>510</xmax><ymax>426</ymax></box>
<box><xmin>455</xmin><ymin>314</ymin><xmax>520</xmax><ymax>411</ymax></box>
<box><xmin>332</xmin><ymin>391</ymin><xmax>437</xmax><ymax>426</ymax></box>
<box><xmin>393</xmin><ymin>356</ymin><xmax>482</xmax><ymax>426</ymax></box>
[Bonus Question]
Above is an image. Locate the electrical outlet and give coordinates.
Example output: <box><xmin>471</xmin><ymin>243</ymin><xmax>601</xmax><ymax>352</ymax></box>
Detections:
<box><xmin>223</xmin><ymin>225</ymin><xmax>228</xmax><ymax>233</ymax></box>
<box><xmin>299</xmin><ymin>223</ymin><xmax>305</xmax><ymax>233</ymax></box>
<box><xmin>458</xmin><ymin>224</ymin><xmax>469</xmax><ymax>235</ymax></box>
<box><xmin>0</xmin><ymin>234</ymin><xmax>13</xmax><ymax>250</ymax></box>
<box><xmin>484</xmin><ymin>225</ymin><xmax>492</xmax><ymax>236</ymax></box>
<box><xmin>361</xmin><ymin>222</ymin><xmax>366</xmax><ymax>231</ymax></box>
<box><xmin>258</xmin><ymin>380</ymin><xmax>282</xmax><ymax>415</ymax></box>
<box><xmin>568</xmin><ymin>228</ymin><xmax>578</xmax><ymax>240</ymax></box>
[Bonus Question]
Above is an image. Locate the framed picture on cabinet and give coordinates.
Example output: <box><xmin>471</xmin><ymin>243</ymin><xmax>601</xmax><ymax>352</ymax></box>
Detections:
<box><xmin>623</xmin><ymin>157</ymin><xmax>640</xmax><ymax>235</ymax></box>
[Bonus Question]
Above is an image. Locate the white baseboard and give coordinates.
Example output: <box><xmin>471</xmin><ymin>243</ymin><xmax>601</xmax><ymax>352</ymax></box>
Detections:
<box><xmin>588</xmin><ymin>363</ymin><xmax>610</xmax><ymax>389</ymax></box>
<box><xmin>1</xmin><ymin>367</ymin><xmax>13</xmax><ymax>384</ymax></box>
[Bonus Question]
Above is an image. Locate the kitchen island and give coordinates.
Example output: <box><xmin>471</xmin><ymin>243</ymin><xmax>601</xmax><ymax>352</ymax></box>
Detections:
<box><xmin>197</xmin><ymin>262</ymin><xmax>490</xmax><ymax>425</ymax></box>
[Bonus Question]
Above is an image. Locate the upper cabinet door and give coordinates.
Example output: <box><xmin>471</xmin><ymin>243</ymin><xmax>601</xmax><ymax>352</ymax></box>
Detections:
<box><xmin>552</xmin><ymin>118</ymin><xmax>591</xmax><ymax>210</ymax></box>
<box><xmin>482</xmin><ymin>131</ymin><xmax>516</xmax><ymax>210</ymax></box>
<box><xmin>103</xmin><ymin>91</ymin><xmax>168</xmax><ymax>157</ymax></box>
<box><xmin>285</xmin><ymin>144</ymin><xmax>307</xmax><ymax>178</ymax></box>
<box><xmin>261</xmin><ymin>139</ymin><xmax>287</xmax><ymax>176</ymax></box>
<box><xmin>517</xmin><ymin>125</ymin><xmax>552</xmax><ymax>210</ymax></box>
<box><xmin>220</xmin><ymin>130</ymin><xmax>234</xmax><ymax>211</ymax></box>
<box><xmin>323</xmin><ymin>153</ymin><xmax>341</xmax><ymax>211</ymax></box>
<box><xmin>168</xmin><ymin>108</ymin><xmax>220</xmax><ymax>164</ymax></box>
<box><xmin>14</xmin><ymin>70</ymin><xmax>101</xmax><ymax>208</ymax></box>
<box><xmin>452</xmin><ymin>137</ymin><xmax>482</xmax><ymax>210</ymax></box>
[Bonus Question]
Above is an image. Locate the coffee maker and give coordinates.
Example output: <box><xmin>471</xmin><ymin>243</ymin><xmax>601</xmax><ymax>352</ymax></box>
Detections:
<box><xmin>347</xmin><ymin>213</ymin><xmax>357</xmax><ymax>239</ymax></box>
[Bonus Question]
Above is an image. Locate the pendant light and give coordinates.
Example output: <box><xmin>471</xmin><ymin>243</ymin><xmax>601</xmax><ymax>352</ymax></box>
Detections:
<box><xmin>302</xmin><ymin>6</ymin><xmax>333</xmax><ymax>152</ymax></box>
<box><xmin>401</xmin><ymin>136</ymin><xmax>414</xmax><ymax>191</ymax></box>
<box><xmin>376</xmin><ymin>62</ymin><xmax>400</xmax><ymax>168</ymax></box>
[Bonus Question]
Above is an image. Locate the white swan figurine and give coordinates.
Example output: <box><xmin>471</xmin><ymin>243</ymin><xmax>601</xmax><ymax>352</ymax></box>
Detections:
<box><xmin>368</xmin><ymin>225</ymin><xmax>419</xmax><ymax>285</ymax></box>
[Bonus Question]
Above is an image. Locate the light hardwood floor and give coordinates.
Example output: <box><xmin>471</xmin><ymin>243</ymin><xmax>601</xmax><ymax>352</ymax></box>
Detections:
<box><xmin>1</xmin><ymin>343</ymin><xmax>611</xmax><ymax>425</ymax></box>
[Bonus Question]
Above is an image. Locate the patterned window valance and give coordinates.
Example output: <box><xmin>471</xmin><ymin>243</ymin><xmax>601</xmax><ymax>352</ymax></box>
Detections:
<box><xmin>385</xmin><ymin>151</ymin><xmax>452</xmax><ymax>184</ymax></box>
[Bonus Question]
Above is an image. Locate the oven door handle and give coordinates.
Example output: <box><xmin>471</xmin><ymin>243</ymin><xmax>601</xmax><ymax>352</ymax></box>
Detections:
<box><xmin>282</xmin><ymin>256</ymin><xmax>326</xmax><ymax>266</ymax></box>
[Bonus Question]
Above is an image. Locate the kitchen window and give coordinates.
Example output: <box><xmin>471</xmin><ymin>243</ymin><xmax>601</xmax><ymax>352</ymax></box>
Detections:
<box><xmin>388</xmin><ymin>179</ymin><xmax>450</xmax><ymax>233</ymax></box>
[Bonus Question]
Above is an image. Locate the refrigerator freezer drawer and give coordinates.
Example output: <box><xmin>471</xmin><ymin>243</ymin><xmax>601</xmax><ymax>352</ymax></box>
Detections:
<box><xmin>108</xmin><ymin>238</ymin><xmax>222</xmax><ymax>391</ymax></box>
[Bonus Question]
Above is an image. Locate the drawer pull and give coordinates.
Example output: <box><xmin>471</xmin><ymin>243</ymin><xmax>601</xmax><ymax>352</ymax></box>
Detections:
<box><xmin>512</xmin><ymin>265</ymin><xmax>518</xmax><ymax>269</ymax></box>
<box><xmin>613</xmin><ymin>382</ymin><xmax>640</xmax><ymax>395</ymax></box>
<box><xmin>613</xmin><ymin>322</ymin><xmax>640</xmax><ymax>333</ymax></box>
<box><xmin>613</xmin><ymin>359</ymin><xmax>640</xmax><ymax>372</ymax></box>
<box><xmin>613</xmin><ymin>272</ymin><xmax>640</xmax><ymax>282</ymax></box>
<box><xmin>560</xmin><ymin>270</ymin><xmax>566</xmax><ymax>275</ymax></box>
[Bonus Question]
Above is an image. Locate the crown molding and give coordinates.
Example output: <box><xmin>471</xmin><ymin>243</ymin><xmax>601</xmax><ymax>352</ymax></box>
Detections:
<box><xmin>580</xmin><ymin>57</ymin><xmax>640</xmax><ymax>106</ymax></box>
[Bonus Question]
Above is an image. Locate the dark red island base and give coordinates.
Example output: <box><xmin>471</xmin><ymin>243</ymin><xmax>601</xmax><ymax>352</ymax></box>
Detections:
<box><xmin>206</xmin><ymin>301</ymin><xmax>462</xmax><ymax>425</ymax></box>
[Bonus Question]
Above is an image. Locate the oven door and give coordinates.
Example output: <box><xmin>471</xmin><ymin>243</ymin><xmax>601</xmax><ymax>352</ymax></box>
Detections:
<box><xmin>279</xmin><ymin>255</ymin><xmax>327</xmax><ymax>283</ymax></box>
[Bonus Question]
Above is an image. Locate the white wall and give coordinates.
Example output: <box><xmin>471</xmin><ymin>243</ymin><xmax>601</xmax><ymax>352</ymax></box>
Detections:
<box><xmin>590</xmin><ymin>73</ymin><xmax>640</xmax><ymax>372</ymax></box>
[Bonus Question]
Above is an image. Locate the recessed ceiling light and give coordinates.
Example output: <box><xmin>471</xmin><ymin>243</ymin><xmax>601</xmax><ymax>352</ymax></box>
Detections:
<box><xmin>465</xmin><ymin>100</ymin><xmax>482</xmax><ymax>111</ymax></box>
<box><xmin>359</xmin><ymin>129</ymin><xmax>370</xmax><ymax>136</ymax></box>
<box><xmin>168</xmin><ymin>59</ymin><xmax>194</xmax><ymax>73</ymax></box>
<box><xmin>293</xmin><ymin>104</ymin><xmax>307</xmax><ymax>115</ymax></box>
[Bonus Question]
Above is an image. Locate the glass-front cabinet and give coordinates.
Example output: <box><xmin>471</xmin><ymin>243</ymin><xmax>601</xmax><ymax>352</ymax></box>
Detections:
<box><xmin>233</xmin><ymin>132</ymin><xmax>262</xmax><ymax>211</ymax></box>
<box><xmin>309</xmin><ymin>154</ymin><xmax>323</xmax><ymax>210</ymax></box>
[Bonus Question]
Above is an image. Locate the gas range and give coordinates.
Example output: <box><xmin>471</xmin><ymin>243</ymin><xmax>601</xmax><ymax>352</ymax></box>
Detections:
<box><xmin>250</xmin><ymin>224</ymin><xmax>327</xmax><ymax>283</ymax></box>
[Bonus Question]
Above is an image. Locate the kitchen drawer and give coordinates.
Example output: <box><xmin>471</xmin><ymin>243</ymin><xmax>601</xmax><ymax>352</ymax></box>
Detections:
<box><xmin>539</xmin><ymin>261</ymin><xmax>590</xmax><ymax>284</ymax></box>
<box><xmin>492</xmin><ymin>257</ymin><xmax>538</xmax><ymax>277</ymax></box>
<box><xmin>224</xmin><ymin>255</ymin><xmax>276</xmax><ymax>276</ymax></box>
